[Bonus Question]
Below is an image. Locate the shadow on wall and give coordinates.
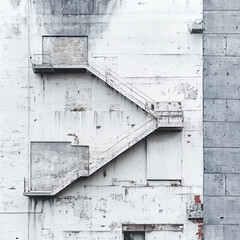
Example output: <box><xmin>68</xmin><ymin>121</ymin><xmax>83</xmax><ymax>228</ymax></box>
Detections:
<box><xmin>32</xmin><ymin>0</ymin><xmax>119</xmax><ymax>36</ymax></box>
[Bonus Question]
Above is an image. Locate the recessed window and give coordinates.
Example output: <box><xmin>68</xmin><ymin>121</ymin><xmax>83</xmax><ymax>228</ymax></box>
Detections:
<box><xmin>42</xmin><ymin>36</ymin><xmax>88</xmax><ymax>65</ymax></box>
<box><xmin>124</xmin><ymin>231</ymin><xmax>145</xmax><ymax>240</ymax></box>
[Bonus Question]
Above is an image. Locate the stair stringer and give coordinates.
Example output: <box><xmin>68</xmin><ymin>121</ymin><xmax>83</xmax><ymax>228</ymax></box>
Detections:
<box><xmin>87</xmin><ymin>60</ymin><xmax>157</xmax><ymax>118</ymax></box>
<box><xmin>53</xmin><ymin>117</ymin><xmax>158</xmax><ymax>195</ymax></box>
<box><xmin>24</xmin><ymin>117</ymin><xmax>159</xmax><ymax>197</ymax></box>
<box><xmin>25</xmin><ymin>60</ymin><xmax>184</xmax><ymax>197</ymax></box>
<box><xmin>89</xmin><ymin>117</ymin><xmax>158</xmax><ymax>175</ymax></box>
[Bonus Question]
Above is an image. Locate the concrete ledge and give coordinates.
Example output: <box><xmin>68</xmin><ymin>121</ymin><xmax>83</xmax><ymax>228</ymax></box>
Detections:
<box><xmin>28</xmin><ymin>141</ymin><xmax>89</xmax><ymax>194</ymax></box>
<box><xmin>23</xmin><ymin>191</ymin><xmax>54</xmax><ymax>197</ymax></box>
<box><xmin>32</xmin><ymin>64</ymin><xmax>88</xmax><ymax>73</ymax></box>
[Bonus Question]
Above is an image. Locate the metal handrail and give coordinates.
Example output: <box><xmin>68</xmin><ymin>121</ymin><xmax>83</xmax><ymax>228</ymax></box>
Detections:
<box><xmin>93</xmin><ymin>117</ymin><xmax>156</xmax><ymax>159</ymax></box>
<box><xmin>88</xmin><ymin>59</ymin><xmax>156</xmax><ymax>105</ymax></box>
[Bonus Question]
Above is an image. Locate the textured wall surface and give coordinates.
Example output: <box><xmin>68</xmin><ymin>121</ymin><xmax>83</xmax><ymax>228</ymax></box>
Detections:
<box><xmin>203</xmin><ymin>1</ymin><xmax>240</xmax><ymax>239</ymax></box>
<box><xmin>30</xmin><ymin>142</ymin><xmax>89</xmax><ymax>191</ymax></box>
<box><xmin>42</xmin><ymin>36</ymin><xmax>88</xmax><ymax>65</ymax></box>
<box><xmin>0</xmin><ymin>0</ymin><xmax>29</xmax><ymax>239</ymax></box>
<box><xmin>0</xmin><ymin>0</ymin><xmax>202</xmax><ymax>239</ymax></box>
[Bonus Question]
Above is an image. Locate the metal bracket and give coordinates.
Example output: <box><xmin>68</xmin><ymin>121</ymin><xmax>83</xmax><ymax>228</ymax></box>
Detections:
<box><xmin>188</xmin><ymin>20</ymin><xmax>203</xmax><ymax>34</ymax></box>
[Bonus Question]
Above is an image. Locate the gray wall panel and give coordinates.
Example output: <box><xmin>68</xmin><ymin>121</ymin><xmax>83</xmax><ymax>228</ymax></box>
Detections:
<box><xmin>204</xmin><ymin>99</ymin><xmax>226</xmax><ymax>122</ymax></box>
<box><xmin>204</xmin><ymin>148</ymin><xmax>240</xmax><ymax>173</ymax></box>
<box><xmin>227</xmin><ymin>35</ymin><xmax>240</xmax><ymax>56</ymax></box>
<box><xmin>204</xmin><ymin>12</ymin><xmax>240</xmax><ymax>34</ymax></box>
<box><xmin>204</xmin><ymin>122</ymin><xmax>240</xmax><ymax>148</ymax></box>
<box><xmin>204</xmin><ymin>225</ymin><xmax>224</xmax><ymax>240</ymax></box>
<box><xmin>204</xmin><ymin>196</ymin><xmax>240</xmax><ymax>224</ymax></box>
<box><xmin>225</xmin><ymin>174</ymin><xmax>240</xmax><ymax>195</ymax></box>
<box><xmin>204</xmin><ymin>0</ymin><xmax>240</xmax><ymax>237</ymax></box>
<box><xmin>203</xmin><ymin>34</ymin><xmax>226</xmax><ymax>56</ymax></box>
<box><xmin>204</xmin><ymin>1</ymin><xmax>240</xmax><ymax>10</ymax></box>
<box><xmin>204</xmin><ymin>174</ymin><xmax>225</xmax><ymax>195</ymax></box>
<box><xmin>226</xmin><ymin>100</ymin><xmax>240</xmax><ymax>121</ymax></box>
<box><xmin>224</xmin><ymin>225</ymin><xmax>240</xmax><ymax>240</ymax></box>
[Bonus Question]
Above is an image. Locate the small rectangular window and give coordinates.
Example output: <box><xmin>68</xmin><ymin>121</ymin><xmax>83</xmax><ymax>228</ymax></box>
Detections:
<box><xmin>124</xmin><ymin>232</ymin><xmax>145</xmax><ymax>240</ymax></box>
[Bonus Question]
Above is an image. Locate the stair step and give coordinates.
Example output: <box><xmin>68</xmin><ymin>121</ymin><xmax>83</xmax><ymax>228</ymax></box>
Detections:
<box><xmin>89</xmin><ymin>117</ymin><xmax>158</xmax><ymax>175</ymax></box>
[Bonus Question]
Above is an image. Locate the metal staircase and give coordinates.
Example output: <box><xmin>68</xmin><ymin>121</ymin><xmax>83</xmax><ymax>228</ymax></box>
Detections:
<box><xmin>87</xmin><ymin>60</ymin><xmax>157</xmax><ymax>117</ymax></box>
<box><xmin>89</xmin><ymin>117</ymin><xmax>157</xmax><ymax>175</ymax></box>
<box><xmin>25</xmin><ymin>59</ymin><xmax>184</xmax><ymax>197</ymax></box>
<box><xmin>24</xmin><ymin>118</ymin><xmax>157</xmax><ymax>197</ymax></box>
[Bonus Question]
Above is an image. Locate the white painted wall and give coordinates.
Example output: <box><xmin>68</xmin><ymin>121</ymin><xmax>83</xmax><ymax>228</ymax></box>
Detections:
<box><xmin>0</xmin><ymin>0</ymin><xmax>203</xmax><ymax>239</ymax></box>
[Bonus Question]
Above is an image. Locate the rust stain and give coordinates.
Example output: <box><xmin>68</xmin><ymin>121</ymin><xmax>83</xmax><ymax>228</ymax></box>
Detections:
<box><xmin>70</xmin><ymin>107</ymin><xmax>85</xmax><ymax>112</ymax></box>
<box><xmin>195</xmin><ymin>195</ymin><xmax>201</xmax><ymax>204</ymax></box>
<box><xmin>196</xmin><ymin>224</ymin><xmax>203</xmax><ymax>239</ymax></box>
<box><xmin>67</xmin><ymin>133</ymin><xmax>77</xmax><ymax>137</ymax></box>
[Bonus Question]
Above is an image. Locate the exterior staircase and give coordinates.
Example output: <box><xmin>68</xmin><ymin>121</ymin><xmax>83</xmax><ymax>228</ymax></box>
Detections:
<box><xmin>87</xmin><ymin>60</ymin><xmax>157</xmax><ymax>117</ymax></box>
<box><xmin>25</xmin><ymin>59</ymin><xmax>183</xmax><ymax>197</ymax></box>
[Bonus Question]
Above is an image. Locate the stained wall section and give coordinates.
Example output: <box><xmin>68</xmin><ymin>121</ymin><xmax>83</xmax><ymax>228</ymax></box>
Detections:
<box><xmin>204</xmin><ymin>1</ymin><xmax>240</xmax><ymax>239</ymax></box>
<box><xmin>0</xmin><ymin>0</ymin><xmax>29</xmax><ymax>239</ymax></box>
<box><xmin>27</xmin><ymin>0</ymin><xmax>203</xmax><ymax>239</ymax></box>
<box><xmin>0</xmin><ymin>0</ymin><xmax>203</xmax><ymax>240</ymax></box>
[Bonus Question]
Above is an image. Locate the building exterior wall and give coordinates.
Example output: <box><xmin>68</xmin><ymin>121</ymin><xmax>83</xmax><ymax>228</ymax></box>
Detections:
<box><xmin>203</xmin><ymin>1</ymin><xmax>240</xmax><ymax>239</ymax></box>
<box><xmin>0</xmin><ymin>0</ymin><xmax>203</xmax><ymax>239</ymax></box>
<box><xmin>0</xmin><ymin>0</ymin><xmax>29</xmax><ymax>239</ymax></box>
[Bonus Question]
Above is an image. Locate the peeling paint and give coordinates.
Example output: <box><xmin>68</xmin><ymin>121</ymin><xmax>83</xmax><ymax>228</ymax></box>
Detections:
<box><xmin>175</xmin><ymin>83</ymin><xmax>198</xmax><ymax>100</ymax></box>
<box><xmin>0</xmin><ymin>0</ymin><xmax>202</xmax><ymax>239</ymax></box>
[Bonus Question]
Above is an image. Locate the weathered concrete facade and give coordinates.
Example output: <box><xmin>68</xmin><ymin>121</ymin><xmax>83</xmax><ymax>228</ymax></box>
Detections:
<box><xmin>0</xmin><ymin>0</ymin><xmax>203</xmax><ymax>239</ymax></box>
<box><xmin>203</xmin><ymin>1</ymin><xmax>240</xmax><ymax>239</ymax></box>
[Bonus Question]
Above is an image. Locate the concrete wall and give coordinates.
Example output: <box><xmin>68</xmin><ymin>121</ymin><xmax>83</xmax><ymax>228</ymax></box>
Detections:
<box><xmin>0</xmin><ymin>0</ymin><xmax>29</xmax><ymax>239</ymax></box>
<box><xmin>30</xmin><ymin>142</ymin><xmax>89</xmax><ymax>191</ymax></box>
<box><xmin>42</xmin><ymin>36</ymin><xmax>88</xmax><ymax>65</ymax></box>
<box><xmin>0</xmin><ymin>0</ymin><xmax>203</xmax><ymax>239</ymax></box>
<box><xmin>203</xmin><ymin>1</ymin><xmax>240</xmax><ymax>239</ymax></box>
